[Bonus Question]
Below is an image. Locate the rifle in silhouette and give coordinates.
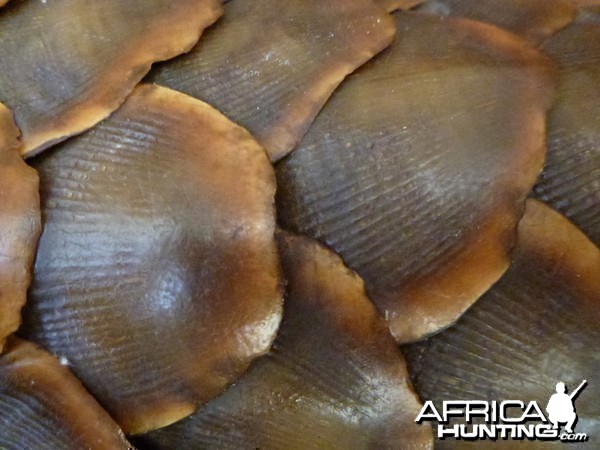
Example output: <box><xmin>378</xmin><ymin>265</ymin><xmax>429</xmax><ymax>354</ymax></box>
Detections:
<box><xmin>569</xmin><ymin>380</ymin><xmax>587</xmax><ymax>400</ymax></box>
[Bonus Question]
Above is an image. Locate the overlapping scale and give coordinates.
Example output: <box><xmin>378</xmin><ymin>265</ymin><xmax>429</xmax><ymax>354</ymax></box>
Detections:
<box><xmin>0</xmin><ymin>337</ymin><xmax>132</xmax><ymax>450</ymax></box>
<box><xmin>403</xmin><ymin>199</ymin><xmax>600</xmax><ymax>448</ymax></box>
<box><xmin>276</xmin><ymin>12</ymin><xmax>555</xmax><ymax>343</ymax></box>
<box><xmin>416</xmin><ymin>0</ymin><xmax>575</xmax><ymax>44</ymax></box>
<box><xmin>0</xmin><ymin>0</ymin><xmax>222</xmax><ymax>157</ymax></box>
<box><xmin>147</xmin><ymin>0</ymin><xmax>396</xmax><ymax>161</ymax></box>
<box><xmin>534</xmin><ymin>8</ymin><xmax>600</xmax><ymax>246</ymax></box>
<box><xmin>20</xmin><ymin>85</ymin><xmax>283</xmax><ymax>434</ymax></box>
<box><xmin>0</xmin><ymin>104</ymin><xmax>40</xmax><ymax>352</ymax></box>
<box><xmin>136</xmin><ymin>232</ymin><xmax>433</xmax><ymax>450</ymax></box>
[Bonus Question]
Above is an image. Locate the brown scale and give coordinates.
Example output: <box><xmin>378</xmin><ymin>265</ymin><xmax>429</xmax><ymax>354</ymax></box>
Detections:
<box><xmin>20</xmin><ymin>85</ymin><xmax>283</xmax><ymax>434</ymax></box>
<box><xmin>0</xmin><ymin>337</ymin><xmax>133</xmax><ymax>450</ymax></box>
<box><xmin>146</xmin><ymin>0</ymin><xmax>396</xmax><ymax>162</ymax></box>
<box><xmin>276</xmin><ymin>12</ymin><xmax>555</xmax><ymax>343</ymax></box>
<box><xmin>534</xmin><ymin>8</ymin><xmax>600</xmax><ymax>247</ymax></box>
<box><xmin>0</xmin><ymin>104</ymin><xmax>40</xmax><ymax>352</ymax></box>
<box><xmin>416</xmin><ymin>0</ymin><xmax>576</xmax><ymax>45</ymax></box>
<box><xmin>377</xmin><ymin>0</ymin><xmax>424</xmax><ymax>13</ymax></box>
<box><xmin>0</xmin><ymin>0</ymin><xmax>222</xmax><ymax>157</ymax></box>
<box><xmin>403</xmin><ymin>199</ymin><xmax>600</xmax><ymax>448</ymax></box>
<box><xmin>135</xmin><ymin>232</ymin><xmax>433</xmax><ymax>450</ymax></box>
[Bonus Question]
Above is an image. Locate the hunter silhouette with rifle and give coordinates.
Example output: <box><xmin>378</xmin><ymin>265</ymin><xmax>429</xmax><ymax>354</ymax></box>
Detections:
<box><xmin>546</xmin><ymin>380</ymin><xmax>587</xmax><ymax>433</ymax></box>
